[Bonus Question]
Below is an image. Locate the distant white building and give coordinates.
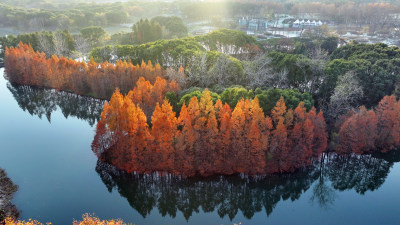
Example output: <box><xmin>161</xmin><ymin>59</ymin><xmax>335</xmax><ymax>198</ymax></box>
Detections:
<box><xmin>292</xmin><ymin>19</ymin><xmax>324</xmax><ymax>28</ymax></box>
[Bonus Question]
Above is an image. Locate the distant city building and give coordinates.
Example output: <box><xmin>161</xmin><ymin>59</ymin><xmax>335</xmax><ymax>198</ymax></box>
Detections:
<box><xmin>248</xmin><ymin>19</ymin><xmax>258</xmax><ymax>30</ymax></box>
<box><xmin>239</xmin><ymin>17</ymin><xmax>247</xmax><ymax>26</ymax></box>
<box><xmin>238</xmin><ymin>18</ymin><xmax>268</xmax><ymax>32</ymax></box>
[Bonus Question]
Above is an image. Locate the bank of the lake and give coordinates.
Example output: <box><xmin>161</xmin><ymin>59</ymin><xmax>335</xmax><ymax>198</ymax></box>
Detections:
<box><xmin>1</xmin><ymin>68</ymin><xmax>400</xmax><ymax>224</ymax></box>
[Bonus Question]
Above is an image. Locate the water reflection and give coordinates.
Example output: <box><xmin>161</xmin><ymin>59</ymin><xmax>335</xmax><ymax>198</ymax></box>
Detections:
<box><xmin>325</xmin><ymin>152</ymin><xmax>400</xmax><ymax>194</ymax></box>
<box><xmin>96</xmin><ymin>151</ymin><xmax>400</xmax><ymax>221</ymax></box>
<box><xmin>96</xmin><ymin>161</ymin><xmax>319</xmax><ymax>220</ymax></box>
<box><xmin>0</xmin><ymin>168</ymin><xmax>19</xmax><ymax>222</ymax></box>
<box><xmin>7</xmin><ymin>83</ymin><xmax>104</xmax><ymax>126</ymax></box>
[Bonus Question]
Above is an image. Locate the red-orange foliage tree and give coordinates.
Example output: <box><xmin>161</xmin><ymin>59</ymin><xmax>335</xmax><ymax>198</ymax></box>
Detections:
<box><xmin>336</xmin><ymin>95</ymin><xmax>400</xmax><ymax>154</ymax></box>
<box><xmin>308</xmin><ymin>108</ymin><xmax>328</xmax><ymax>157</ymax></box>
<box><xmin>336</xmin><ymin>106</ymin><xmax>377</xmax><ymax>154</ymax></box>
<box><xmin>375</xmin><ymin>96</ymin><xmax>400</xmax><ymax>152</ymax></box>
<box><xmin>175</xmin><ymin>103</ymin><xmax>197</xmax><ymax>176</ymax></box>
<box><xmin>195</xmin><ymin>89</ymin><xmax>218</xmax><ymax>176</ymax></box>
<box><xmin>247</xmin><ymin>98</ymin><xmax>267</xmax><ymax>175</ymax></box>
<box><xmin>151</xmin><ymin>100</ymin><xmax>177</xmax><ymax>171</ymax></box>
<box><xmin>214</xmin><ymin>101</ymin><xmax>233</xmax><ymax>174</ymax></box>
<box><xmin>287</xmin><ymin>102</ymin><xmax>314</xmax><ymax>170</ymax></box>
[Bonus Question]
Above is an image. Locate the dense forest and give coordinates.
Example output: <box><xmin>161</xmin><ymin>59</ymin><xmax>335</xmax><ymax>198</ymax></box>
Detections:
<box><xmin>92</xmin><ymin>84</ymin><xmax>327</xmax><ymax>176</ymax></box>
<box><xmin>4</xmin><ymin>43</ymin><xmax>181</xmax><ymax>99</ymax></box>
<box><xmin>91</xmin><ymin>78</ymin><xmax>400</xmax><ymax>176</ymax></box>
<box><xmin>5</xmin><ymin>31</ymin><xmax>400</xmax><ymax>176</ymax></box>
<box><xmin>0</xmin><ymin>1</ymin><xmax>171</xmax><ymax>31</ymax></box>
<box><xmin>0</xmin><ymin>15</ymin><xmax>189</xmax><ymax>59</ymax></box>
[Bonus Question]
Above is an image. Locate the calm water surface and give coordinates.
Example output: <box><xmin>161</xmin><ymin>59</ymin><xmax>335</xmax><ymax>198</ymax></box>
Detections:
<box><xmin>1</xmin><ymin>68</ymin><xmax>400</xmax><ymax>224</ymax></box>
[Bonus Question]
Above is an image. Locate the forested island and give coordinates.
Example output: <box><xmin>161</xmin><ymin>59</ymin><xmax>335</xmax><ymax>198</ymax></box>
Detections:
<box><xmin>2</xmin><ymin>0</ymin><xmax>400</xmax><ymax>224</ymax></box>
<box><xmin>4</xmin><ymin>35</ymin><xmax>400</xmax><ymax>177</ymax></box>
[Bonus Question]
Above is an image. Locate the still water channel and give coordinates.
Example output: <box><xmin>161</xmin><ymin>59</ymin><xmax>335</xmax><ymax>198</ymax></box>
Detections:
<box><xmin>1</xmin><ymin>68</ymin><xmax>400</xmax><ymax>224</ymax></box>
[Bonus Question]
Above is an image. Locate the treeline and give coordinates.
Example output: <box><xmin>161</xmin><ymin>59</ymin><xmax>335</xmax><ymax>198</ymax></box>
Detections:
<box><xmin>334</xmin><ymin>96</ymin><xmax>400</xmax><ymax>155</ymax></box>
<box><xmin>0</xmin><ymin>30</ymin><xmax>76</xmax><ymax>59</ymax></box>
<box><xmin>4</xmin><ymin>43</ymin><xmax>182</xmax><ymax>99</ymax></box>
<box><xmin>0</xmin><ymin>27</ymin><xmax>106</xmax><ymax>59</ymax></box>
<box><xmin>105</xmin><ymin>16</ymin><xmax>189</xmax><ymax>46</ymax></box>
<box><xmin>131</xmin><ymin>17</ymin><xmax>188</xmax><ymax>45</ymax></box>
<box><xmin>0</xmin><ymin>16</ymin><xmax>188</xmax><ymax>59</ymax></box>
<box><xmin>4</xmin><ymin>29</ymin><xmax>341</xmax><ymax>98</ymax></box>
<box><xmin>5</xmin><ymin>41</ymin><xmax>312</xmax><ymax>116</ymax></box>
<box><xmin>0</xmin><ymin>3</ymin><xmax>129</xmax><ymax>30</ymax></box>
<box><xmin>89</xmin><ymin>29</ymin><xmax>341</xmax><ymax>96</ymax></box>
<box><xmin>6</xmin><ymin>36</ymin><xmax>400</xmax><ymax>127</ymax></box>
<box><xmin>90</xmin><ymin>29</ymin><xmax>259</xmax><ymax>66</ymax></box>
<box><xmin>258</xmin><ymin>41</ymin><xmax>400</xmax><ymax>125</ymax></box>
<box><xmin>261</xmin><ymin>36</ymin><xmax>339</xmax><ymax>55</ymax></box>
<box><xmin>0</xmin><ymin>1</ymin><xmax>170</xmax><ymax>31</ymax></box>
<box><xmin>92</xmin><ymin>80</ymin><xmax>328</xmax><ymax>176</ymax></box>
<box><xmin>175</xmin><ymin>86</ymin><xmax>314</xmax><ymax>116</ymax></box>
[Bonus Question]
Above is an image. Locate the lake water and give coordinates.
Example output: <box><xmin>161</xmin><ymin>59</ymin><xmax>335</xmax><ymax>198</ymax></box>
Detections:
<box><xmin>1</xmin><ymin>68</ymin><xmax>400</xmax><ymax>224</ymax></box>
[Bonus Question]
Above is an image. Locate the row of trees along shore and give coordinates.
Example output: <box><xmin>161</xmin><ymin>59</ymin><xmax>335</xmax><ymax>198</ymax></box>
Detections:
<box><xmin>4</xmin><ymin>43</ymin><xmax>182</xmax><ymax>100</ymax></box>
<box><xmin>92</xmin><ymin>83</ymin><xmax>327</xmax><ymax>176</ymax></box>
<box><xmin>4</xmin><ymin>43</ymin><xmax>400</xmax><ymax>177</ymax></box>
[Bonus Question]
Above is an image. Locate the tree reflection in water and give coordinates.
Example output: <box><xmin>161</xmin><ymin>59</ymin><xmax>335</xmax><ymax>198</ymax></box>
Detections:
<box><xmin>96</xmin><ymin>161</ymin><xmax>319</xmax><ymax>220</ymax></box>
<box><xmin>96</xmin><ymin>151</ymin><xmax>400</xmax><ymax>221</ymax></box>
<box><xmin>325</xmin><ymin>152</ymin><xmax>400</xmax><ymax>194</ymax></box>
<box><xmin>7</xmin><ymin>83</ymin><xmax>104</xmax><ymax>126</ymax></box>
<box><xmin>0</xmin><ymin>168</ymin><xmax>19</xmax><ymax>222</ymax></box>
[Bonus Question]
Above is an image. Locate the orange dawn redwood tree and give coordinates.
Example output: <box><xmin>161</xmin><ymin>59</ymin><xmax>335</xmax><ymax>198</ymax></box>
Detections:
<box><xmin>175</xmin><ymin>103</ymin><xmax>196</xmax><ymax>176</ymax></box>
<box><xmin>247</xmin><ymin>97</ymin><xmax>266</xmax><ymax>175</ymax></box>
<box><xmin>151</xmin><ymin>100</ymin><xmax>177</xmax><ymax>172</ymax></box>
<box><xmin>195</xmin><ymin>89</ymin><xmax>218</xmax><ymax>176</ymax></box>
<box><xmin>230</xmin><ymin>98</ymin><xmax>247</xmax><ymax>173</ymax></box>
<box><xmin>215</xmin><ymin>102</ymin><xmax>233</xmax><ymax>174</ymax></box>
